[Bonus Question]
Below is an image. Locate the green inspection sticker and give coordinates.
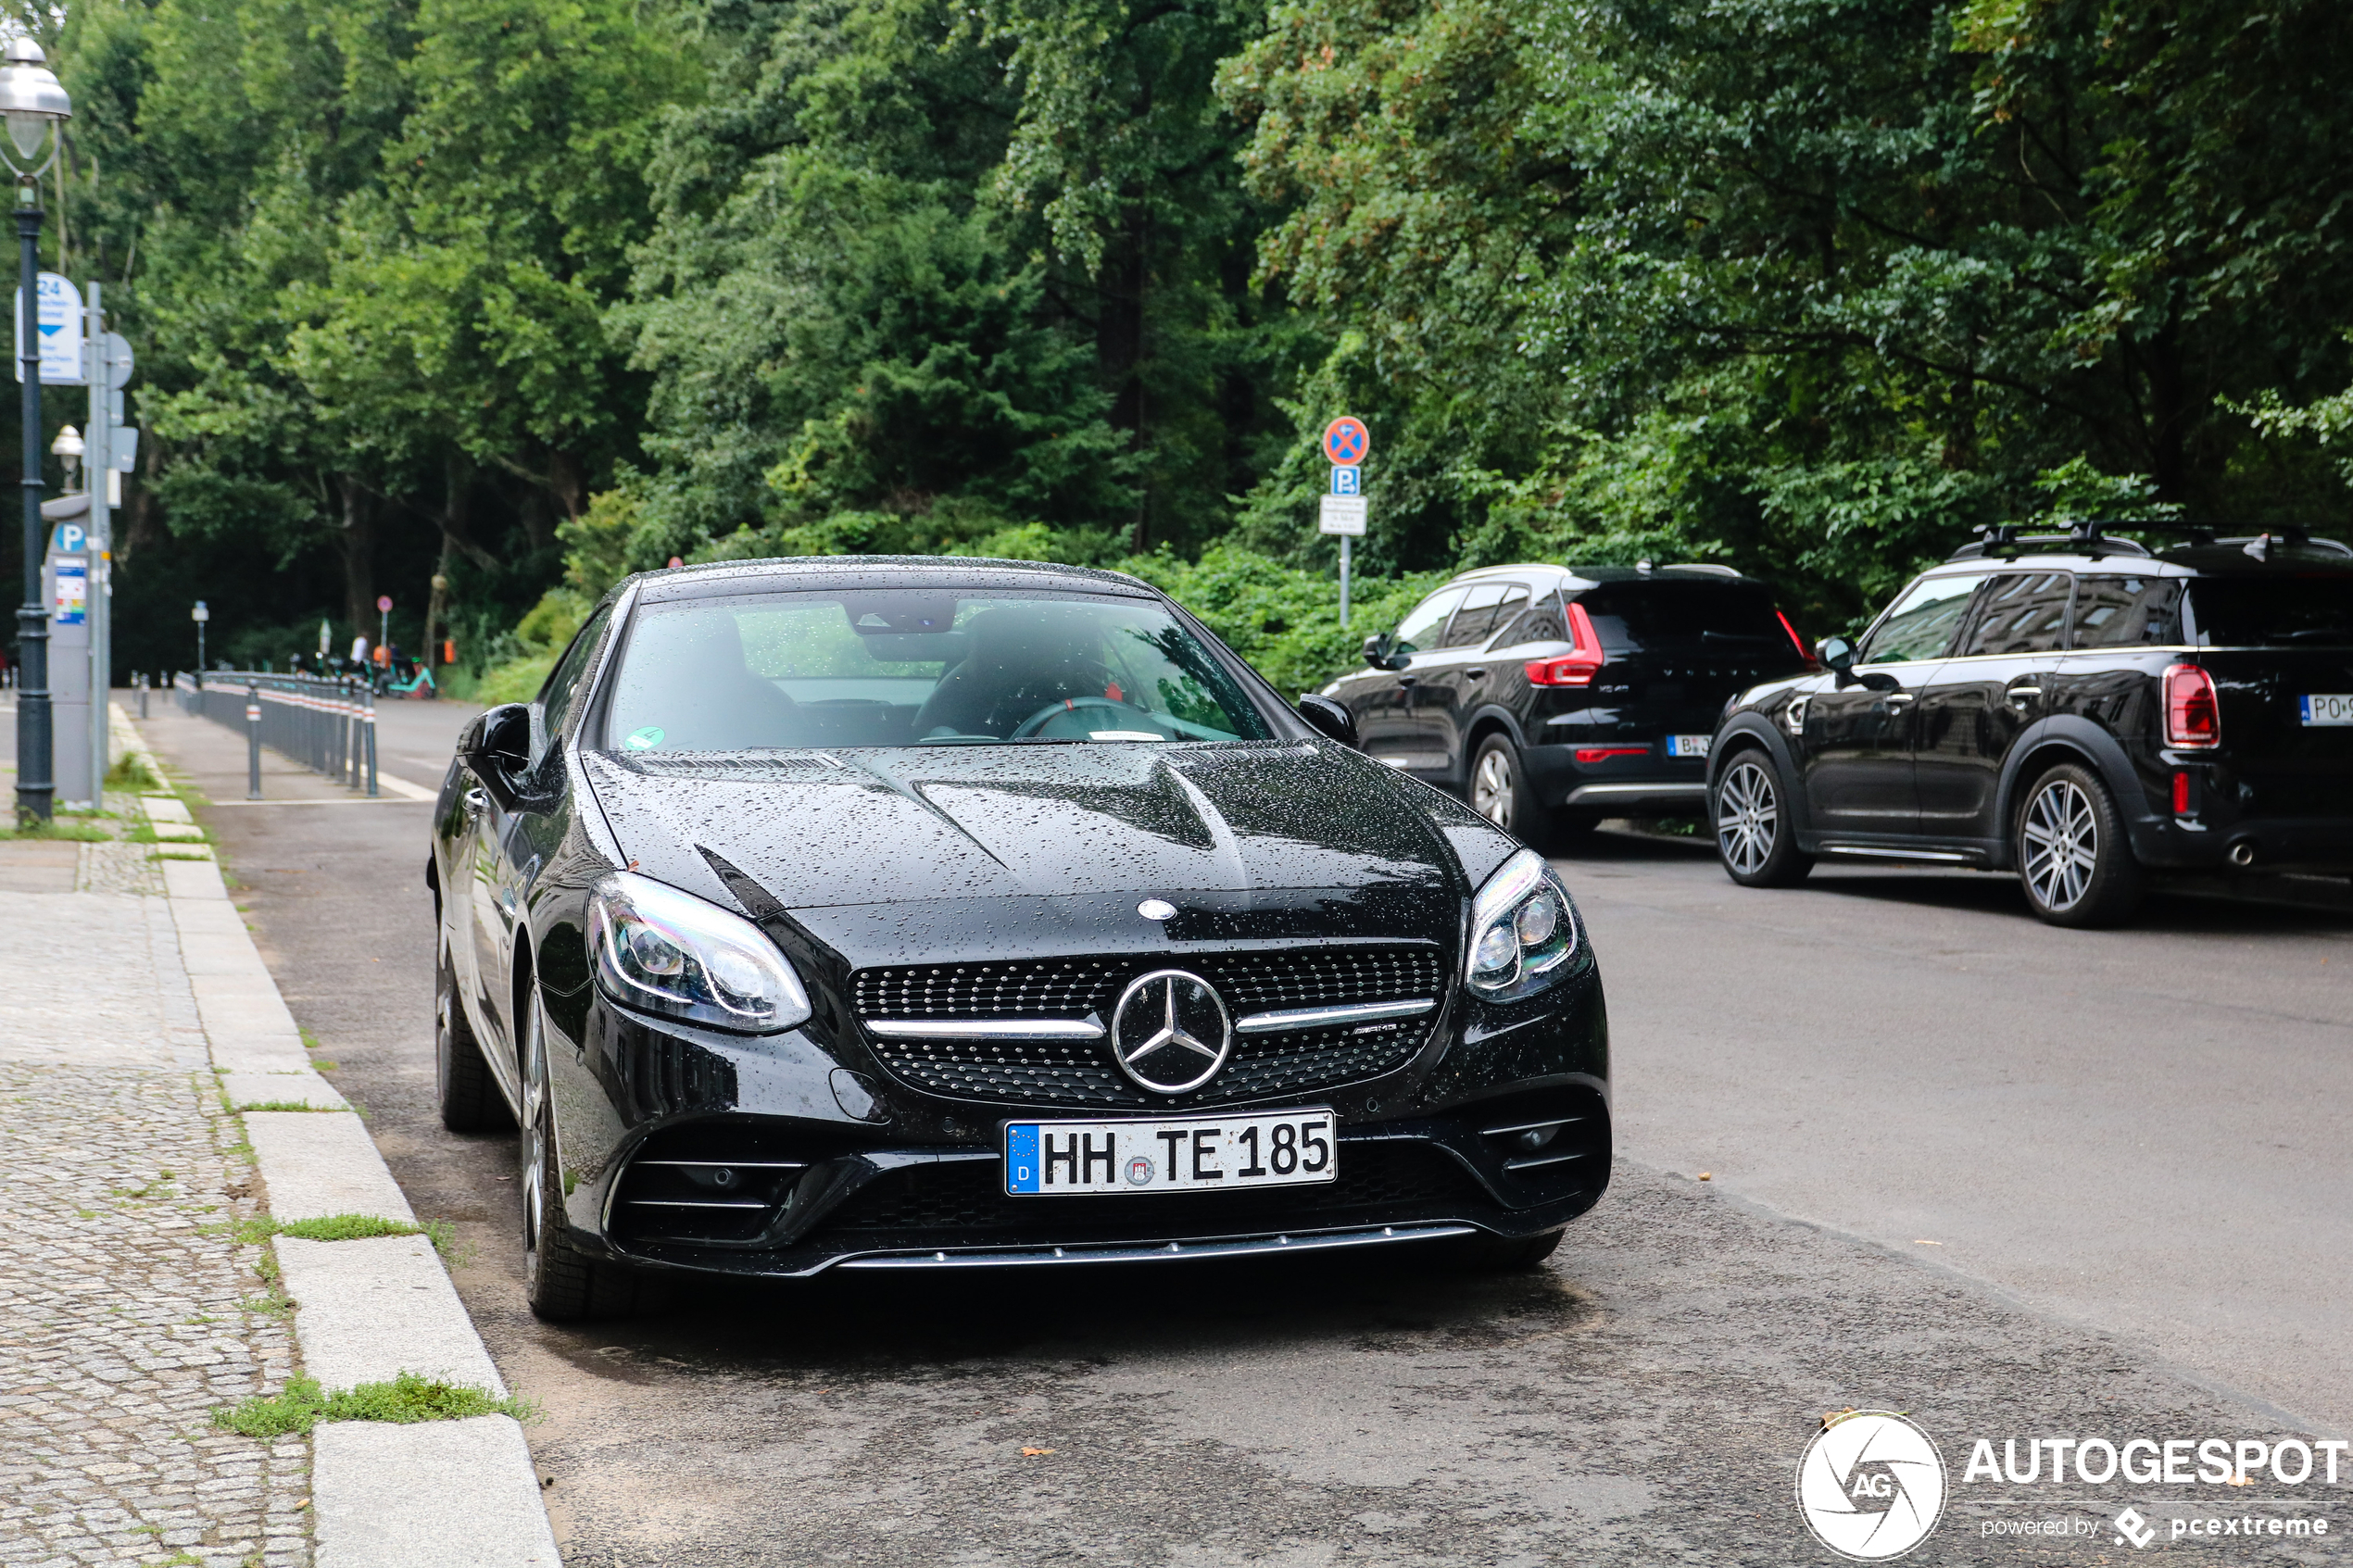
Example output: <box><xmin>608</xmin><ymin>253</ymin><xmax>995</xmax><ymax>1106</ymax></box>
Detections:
<box><xmin>623</xmin><ymin>725</ymin><xmax>665</xmax><ymax>751</ymax></box>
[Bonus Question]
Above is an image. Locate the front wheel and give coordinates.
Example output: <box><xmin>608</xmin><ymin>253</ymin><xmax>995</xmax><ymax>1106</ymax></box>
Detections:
<box><xmin>520</xmin><ymin>994</ymin><xmax>667</xmax><ymax>1321</ymax></box>
<box><xmin>1713</xmin><ymin>751</ymin><xmax>1812</xmax><ymax>887</ymax></box>
<box><xmin>2015</xmin><ymin>763</ymin><xmax>2142</xmax><ymax>927</ymax></box>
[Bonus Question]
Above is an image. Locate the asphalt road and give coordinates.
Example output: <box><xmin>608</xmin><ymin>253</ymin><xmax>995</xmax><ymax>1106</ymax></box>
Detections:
<box><xmin>123</xmin><ymin>696</ymin><xmax>2353</xmax><ymax>1566</ymax></box>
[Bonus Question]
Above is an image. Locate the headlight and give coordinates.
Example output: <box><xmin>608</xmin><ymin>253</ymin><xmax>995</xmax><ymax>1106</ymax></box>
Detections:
<box><xmin>1466</xmin><ymin>848</ymin><xmax>1581</xmax><ymax>1001</ymax></box>
<box><xmin>588</xmin><ymin>871</ymin><xmax>811</xmax><ymax>1034</ymax></box>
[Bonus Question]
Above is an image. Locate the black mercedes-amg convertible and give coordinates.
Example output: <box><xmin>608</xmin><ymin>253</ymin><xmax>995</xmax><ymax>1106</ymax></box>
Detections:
<box><xmin>428</xmin><ymin>558</ymin><xmax>1611</xmax><ymax>1318</ymax></box>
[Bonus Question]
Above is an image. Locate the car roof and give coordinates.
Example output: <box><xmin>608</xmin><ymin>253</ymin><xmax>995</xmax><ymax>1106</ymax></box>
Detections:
<box><xmin>1942</xmin><ymin>525</ymin><xmax>2353</xmax><ymax>576</ymax></box>
<box><xmin>628</xmin><ymin>556</ymin><xmax>1161</xmax><ymax>605</ymax></box>
<box><xmin>1443</xmin><ymin>562</ymin><xmax>1758</xmax><ymax>590</ymax></box>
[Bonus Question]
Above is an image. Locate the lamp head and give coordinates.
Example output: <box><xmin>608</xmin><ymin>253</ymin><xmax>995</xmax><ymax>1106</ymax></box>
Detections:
<box><xmin>0</xmin><ymin>38</ymin><xmax>69</xmax><ymax>174</ymax></box>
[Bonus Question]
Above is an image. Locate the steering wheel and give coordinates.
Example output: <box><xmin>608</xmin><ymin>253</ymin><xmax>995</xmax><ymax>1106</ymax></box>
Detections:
<box><xmin>1010</xmin><ymin>695</ymin><xmax>1159</xmax><ymax>739</ymax></box>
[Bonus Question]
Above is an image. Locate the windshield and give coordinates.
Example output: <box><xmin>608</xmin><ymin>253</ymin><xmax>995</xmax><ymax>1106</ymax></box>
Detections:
<box><xmin>2184</xmin><ymin>577</ymin><xmax>2353</xmax><ymax>647</ymax></box>
<box><xmin>599</xmin><ymin>589</ymin><xmax>1272</xmax><ymax>751</ymax></box>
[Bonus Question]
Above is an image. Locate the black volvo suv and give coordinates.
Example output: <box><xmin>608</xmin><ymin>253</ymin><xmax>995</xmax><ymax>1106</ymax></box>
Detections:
<box><xmin>1323</xmin><ymin>563</ymin><xmax>1816</xmax><ymax>848</ymax></box>
<box><xmin>1706</xmin><ymin>524</ymin><xmax>2353</xmax><ymax>926</ymax></box>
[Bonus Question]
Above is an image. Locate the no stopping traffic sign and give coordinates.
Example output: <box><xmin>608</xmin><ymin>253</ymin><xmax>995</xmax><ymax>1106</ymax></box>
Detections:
<box><xmin>1322</xmin><ymin>417</ymin><xmax>1369</xmax><ymax>467</ymax></box>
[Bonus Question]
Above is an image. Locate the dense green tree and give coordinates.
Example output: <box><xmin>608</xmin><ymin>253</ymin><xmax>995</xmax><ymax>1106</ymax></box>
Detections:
<box><xmin>1223</xmin><ymin>0</ymin><xmax>2353</xmax><ymax>631</ymax></box>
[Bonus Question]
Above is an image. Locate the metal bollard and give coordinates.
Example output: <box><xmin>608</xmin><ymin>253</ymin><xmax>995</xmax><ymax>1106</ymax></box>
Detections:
<box><xmin>363</xmin><ymin>683</ymin><xmax>379</xmax><ymax>797</ymax></box>
<box><xmin>245</xmin><ymin>686</ymin><xmax>263</xmax><ymax>800</ymax></box>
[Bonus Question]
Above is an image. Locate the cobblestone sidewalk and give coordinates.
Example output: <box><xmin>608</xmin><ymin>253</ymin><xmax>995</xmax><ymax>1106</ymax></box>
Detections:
<box><xmin>1</xmin><ymin>809</ymin><xmax>312</xmax><ymax>1565</ymax></box>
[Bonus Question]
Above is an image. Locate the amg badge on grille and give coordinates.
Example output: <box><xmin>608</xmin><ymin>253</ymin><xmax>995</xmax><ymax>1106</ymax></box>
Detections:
<box><xmin>1110</xmin><ymin>970</ymin><xmax>1232</xmax><ymax>1094</ymax></box>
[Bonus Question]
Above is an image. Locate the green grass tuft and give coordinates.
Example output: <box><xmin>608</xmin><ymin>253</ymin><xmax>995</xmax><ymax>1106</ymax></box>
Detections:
<box><xmin>106</xmin><ymin>753</ymin><xmax>164</xmax><ymax>792</ymax></box>
<box><xmin>235</xmin><ymin>1099</ymin><xmax>340</xmax><ymax>1113</ymax></box>
<box><xmin>222</xmin><ymin>1211</ymin><xmax>456</xmax><ymax>1255</ymax></box>
<box><xmin>1</xmin><ymin>817</ymin><xmax>110</xmax><ymax>842</ymax></box>
<box><xmin>212</xmin><ymin>1372</ymin><xmax>535</xmax><ymax>1438</ymax></box>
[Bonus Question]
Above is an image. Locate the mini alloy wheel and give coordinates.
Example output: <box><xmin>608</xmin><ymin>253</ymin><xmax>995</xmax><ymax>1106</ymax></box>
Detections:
<box><xmin>1713</xmin><ymin>752</ymin><xmax>1811</xmax><ymax>887</ymax></box>
<box><xmin>2016</xmin><ymin>763</ymin><xmax>2141</xmax><ymax>927</ymax></box>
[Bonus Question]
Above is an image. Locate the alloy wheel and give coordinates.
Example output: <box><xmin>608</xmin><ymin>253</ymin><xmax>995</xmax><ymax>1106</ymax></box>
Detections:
<box><xmin>2021</xmin><ymin>778</ymin><xmax>2097</xmax><ymax>911</ymax></box>
<box><xmin>1716</xmin><ymin>759</ymin><xmax>1779</xmax><ymax>876</ymax></box>
<box><xmin>1472</xmin><ymin>746</ymin><xmax>1515</xmax><ymax>829</ymax></box>
<box><xmin>519</xmin><ymin>997</ymin><xmax>549</xmax><ymax>1258</ymax></box>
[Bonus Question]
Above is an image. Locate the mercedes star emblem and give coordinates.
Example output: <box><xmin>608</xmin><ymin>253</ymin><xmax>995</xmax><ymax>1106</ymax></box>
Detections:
<box><xmin>1109</xmin><ymin>969</ymin><xmax>1232</xmax><ymax>1095</ymax></box>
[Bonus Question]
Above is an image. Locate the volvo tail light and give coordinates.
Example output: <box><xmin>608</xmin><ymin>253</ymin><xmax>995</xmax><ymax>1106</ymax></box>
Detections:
<box><xmin>2164</xmin><ymin>663</ymin><xmax>2220</xmax><ymax>748</ymax></box>
<box><xmin>1777</xmin><ymin>608</ymin><xmax>1819</xmax><ymax>670</ymax></box>
<box><xmin>1527</xmin><ymin>603</ymin><xmax>1606</xmax><ymax>686</ymax></box>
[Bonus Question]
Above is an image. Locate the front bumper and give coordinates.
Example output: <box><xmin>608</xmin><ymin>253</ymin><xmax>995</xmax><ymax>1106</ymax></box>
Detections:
<box><xmin>538</xmin><ymin>950</ymin><xmax>1611</xmax><ymax>1277</ymax></box>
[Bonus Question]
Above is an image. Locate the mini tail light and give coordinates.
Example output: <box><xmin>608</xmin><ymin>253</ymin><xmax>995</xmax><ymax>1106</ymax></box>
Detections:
<box><xmin>1575</xmin><ymin>746</ymin><xmax>1649</xmax><ymax>764</ymax></box>
<box><xmin>2171</xmin><ymin>771</ymin><xmax>2191</xmax><ymax>815</ymax></box>
<box><xmin>1776</xmin><ymin>609</ymin><xmax>1819</xmax><ymax>670</ymax></box>
<box><xmin>2163</xmin><ymin>663</ymin><xmax>2220</xmax><ymax>748</ymax></box>
<box><xmin>1527</xmin><ymin>603</ymin><xmax>1606</xmax><ymax>686</ymax></box>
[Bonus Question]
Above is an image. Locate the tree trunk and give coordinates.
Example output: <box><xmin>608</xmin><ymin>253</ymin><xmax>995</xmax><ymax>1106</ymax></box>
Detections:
<box><xmin>334</xmin><ymin>475</ymin><xmax>377</xmax><ymax>646</ymax></box>
<box><xmin>1100</xmin><ymin>198</ymin><xmax>1151</xmax><ymax>553</ymax></box>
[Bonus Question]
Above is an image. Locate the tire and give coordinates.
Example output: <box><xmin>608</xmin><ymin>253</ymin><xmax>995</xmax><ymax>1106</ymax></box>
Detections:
<box><xmin>1468</xmin><ymin>733</ymin><xmax>1569</xmax><ymax>854</ymax></box>
<box><xmin>2014</xmin><ymin>762</ymin><xmax>2142</xmax><ymax>928</ymax></box>
<box><xmin>436</xmin><ymin>942</ymin><xmax>510</xmax><ymax>1134</ymax></box>
<box><xmin>520</xmin><ymin>993</ymin><xmax>668</xmax><ymax>1321</ymax></box>
<box><xmin>1450</xmin><ymin>1229</ymin><xmax>1566</xmax><ymax>1273</ymax></box>
<box><xmin>1712</xmin><ymin>750</ymin><xmax>1812</xmax><ymax>887</ymax></box>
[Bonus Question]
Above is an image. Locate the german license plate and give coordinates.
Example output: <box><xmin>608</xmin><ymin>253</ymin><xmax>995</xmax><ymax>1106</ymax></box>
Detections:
<box><xmin>2299</xmin><ymin>694</ymin><xmax>2353</xmax><ymax>726</ymax></box>
<box><xmin>1003</xmin><ymin>1109</ymin><xmax>1336</xmax><ymax>1196</ymax></box>
<box><xmin>1667</xmin><ymin>734</ymin><xmax>1712</xmax><ymax>758</ymax></box>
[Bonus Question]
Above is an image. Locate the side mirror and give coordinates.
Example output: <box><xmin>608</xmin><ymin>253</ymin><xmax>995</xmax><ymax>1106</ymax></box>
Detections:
<box><xmin>459</xmin><ymin>702</ymin><xmax>533</xmax><ymax>802</ymax></box>
<box><xmin>1816</xmin><ymin>636</ymin><xmax>1856</xmax><ymax>674</ymax></box>
<box><xmin>1361</xmin><ymin>633</ymin><xmax>1393</xmax><ymax>671</ymax></box>
<box><xmin>1296</xmin><ymin>693</ymin><xmax>1360</xmax><ymax>749</ymax></box>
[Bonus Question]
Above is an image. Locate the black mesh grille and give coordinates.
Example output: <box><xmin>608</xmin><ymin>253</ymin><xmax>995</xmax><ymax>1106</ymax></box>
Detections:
<box><xmin>851</xmin><ymin>946</ymin><xmax>1447</xmax><ymax>1108</ymax></box>
<box><xmin>821</xmin><ymin>1141</ymin><xmax>1481</xmax><ymax>1236</ymax></box>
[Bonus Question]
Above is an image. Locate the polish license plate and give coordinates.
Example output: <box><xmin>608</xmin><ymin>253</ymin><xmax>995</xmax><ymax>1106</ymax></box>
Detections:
<box><xmin>2299</xmin><ymin>694</ymin><xmax>2353</xmax><ymax>726</ymax></box>
<box><xmin>1003</xmin><ymin>1109</ymin><xmax>1337</xmax><ymax>1196</ymax></box>
<box><xmin>1667</xmin><ymin>734</ymin><xmax>1712</xmax><ymax>758</ymax></box>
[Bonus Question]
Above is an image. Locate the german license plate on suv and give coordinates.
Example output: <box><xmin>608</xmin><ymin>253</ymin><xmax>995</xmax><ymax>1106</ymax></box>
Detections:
<box><xmin>1004</xmin><ymin>1109</ymin><xmax>1336</xmax><ymax>1196</ymax></box>
<box><xmin>2299</xmin><ymin>694</ymin><xmax>2353</xmax><ymax>726</ymax></box>
<box><xmin>1667</xmin><ymin>734</ymin><xmax>1712</xmax><ymax>758</ymax></box>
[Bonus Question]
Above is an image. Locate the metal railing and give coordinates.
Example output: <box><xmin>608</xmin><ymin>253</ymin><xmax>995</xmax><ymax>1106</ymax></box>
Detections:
<box><xmin>174</xmin><ymin>671</ymin><xmax>378</xmax><ymax>798</ymax></box>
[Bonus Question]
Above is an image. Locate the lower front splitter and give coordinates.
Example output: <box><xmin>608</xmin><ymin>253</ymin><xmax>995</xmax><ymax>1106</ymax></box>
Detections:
<box><xmin>829</xmin><ymin>1221</ymin><xmax>1478</xmax><ymax>1270</ymax></box>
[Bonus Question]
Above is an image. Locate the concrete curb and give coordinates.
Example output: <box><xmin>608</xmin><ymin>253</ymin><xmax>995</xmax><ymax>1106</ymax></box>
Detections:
<box><xmin>313</xmin><ymin>1419</ymin><xmax>560</xmax><ymax>1568</ymax></box>
<box><xmin>122</xmin><ymin>704</ymin><xmax>560</xmax><ymax>1567</ymax></box>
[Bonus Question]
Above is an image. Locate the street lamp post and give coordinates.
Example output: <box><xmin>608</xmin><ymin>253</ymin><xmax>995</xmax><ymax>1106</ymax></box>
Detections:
<box><xmin>0</xmin><ymin>37</ymin><xmax>69</xmax><ymax>824</ymax></box>
<box><xmin>193</xmin><ymin>599</ymin><xmax>208</xmax><ymax>675</ymax></box>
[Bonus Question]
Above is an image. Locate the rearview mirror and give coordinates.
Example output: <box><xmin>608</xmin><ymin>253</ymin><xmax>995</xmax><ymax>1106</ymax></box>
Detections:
<box><xmin>1361</xmin><ymin>633</ymin><xmax>1393</xmax><ymax>671</ymax></box>
<box><xmin>1816</xmin><ymin>636</ymin><xmax>1856</xmax><ymax>673</ymax></box>
<box><xmin>1296</xmin><ymin>693</ymin><xmax>1359</xmax><ymax>749</ymax></box>
<box><xmin>458</xmin><ymin>702</ymin><xmax>532</xmax><ymax>803</ymax></box>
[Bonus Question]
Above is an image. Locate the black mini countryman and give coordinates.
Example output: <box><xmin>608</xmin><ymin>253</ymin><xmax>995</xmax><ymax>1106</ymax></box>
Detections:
<box><xmin>1706</xmin><ymin>524</ymin><xmax>2353</xmax><ymax>927</ymax></box>
<box><xmin>430</xmin><ymin>558</ymin><xmax>1611</xmax><ymax>1317</ymax></box>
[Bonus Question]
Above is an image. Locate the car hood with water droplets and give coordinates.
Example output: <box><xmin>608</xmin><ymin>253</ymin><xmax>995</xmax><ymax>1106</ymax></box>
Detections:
<box><xmin>581</xmin><ymin>740</ymin><xmax>1515</xmax><ymax>947</ymax></box>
